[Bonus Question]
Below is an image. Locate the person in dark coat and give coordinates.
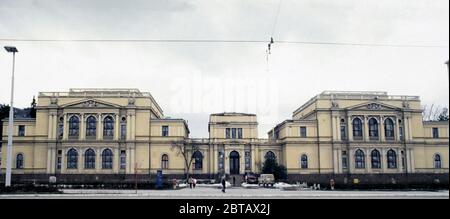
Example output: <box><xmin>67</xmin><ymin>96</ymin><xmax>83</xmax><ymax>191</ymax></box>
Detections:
<box><xmin>221</xmin><ymin>176</ymin><xmax>226</xmax><ymax>193</ymax></box>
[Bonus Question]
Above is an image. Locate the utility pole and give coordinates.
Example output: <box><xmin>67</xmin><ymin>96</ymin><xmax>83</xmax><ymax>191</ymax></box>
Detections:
<box><xmin>4</xmin><ymin>46</ymin><xmax>18</xmax><ymax>187</ymax></box>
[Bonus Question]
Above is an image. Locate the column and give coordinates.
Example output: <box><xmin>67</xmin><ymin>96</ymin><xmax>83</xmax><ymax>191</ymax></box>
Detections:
<box><xmin>47</xmin><ymin>113</ymin><xmax>53</xmax><ymax>140</ymax></box>
<box><xmin>99</xmin><ymin>115</ymin><xmax>104</xmax><ymax>140</ymax></box>
<box><xmin>380</xmin><ymin>117</ymin><xmax>385</xmax><ymax>142</ymax></box>
<box><xmin>364</xmin><ymin>117</ymin><xmax>369</xmax><ymax>141</ymax></box>
<box><xmin>114</xmin><ymin>114</ymin><xmax>119</xmax><ymax>140</ymax></box>
<box><xmin>63</xmin><ymin>114</ymin><xmax>68</xmax><ymax>140</ymax></box>
<box><xmin>397</xmin><ymin>149</ymin><xmax>402</xmax><ymax>172</ymax></box>
<box><xmin>347</xmin><ymin>116</ymin><xmax>353</xmax><ymax>140</ymax></box>
<box><xmin>131</xmin><ymin>114</ymin><xmax>136</xmax><ymax>140</ymax></box>
<box><xmin>332</xmin><ymin>116</ymin><xmax>337</xmax><ymax>141</ymax></box>
<box><xmin>126</xmin><ymin>148</ymin><xmax>131</xmax><ymax>173</ymax></box>
<box><xmin>381</xmin><ymin>148</ymin><xmax>387</xmax><ymax>173</ymax></box>
<box><xmin>47</xmin><ymin>148</ymin><xmax>52</xmax><ymax>173</ymax></box>
<box><xmin>126</xmin><ymin>114</ymin><xmax>131</xmax><ymax>140</ymax></box>
<box><xmin>333</xmin><ymin>148</ymin><xmax>339</xmax><ymax>173</ymax></box>
<box><xmin>408</xmin><ymin>148</ymin><xmax>415</xmax><ymax>173</ymax></box>
<box><xmin>80</xmin><ymin>114</ymin><xmax>85</xmax><ymax>140</ymax></box>
<box><xmin>96</xmin><ymin>148</ymin><xmax>101</xmax><ymax>172</ymax></box>
<box><xmin>365</xmin><ymin>148</ymin><xmax>370</xmax><ymax>173</ymax></box>
<box><xmin>61</xmin><ymin>149</ymin><xmax>66</xmax><ymax>174</ymax></box>
<box><xmin>130</xmin><ymin>148</ymin><xmax>136</xmax><ymax>173</ymax></box>
<box><xmin>113</xmin><ymin>148</ymin><xmax>119</xmax><ymax>173</ymax></box>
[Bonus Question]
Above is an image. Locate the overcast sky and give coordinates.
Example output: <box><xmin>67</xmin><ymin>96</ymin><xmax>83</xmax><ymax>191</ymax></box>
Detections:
<box><xmin>0</xmin><ymin>0</ymin><xmax>448</xmax><ymax>138</ymax></box>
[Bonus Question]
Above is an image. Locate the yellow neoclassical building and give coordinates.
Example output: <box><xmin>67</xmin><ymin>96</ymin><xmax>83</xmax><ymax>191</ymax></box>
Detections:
<box><xmin>0</xmin><ymin>89</ymin><xmax>448</xmax><ymax>184</ymax></box>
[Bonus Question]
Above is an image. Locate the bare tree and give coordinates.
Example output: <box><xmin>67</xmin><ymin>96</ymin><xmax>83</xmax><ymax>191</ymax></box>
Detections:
<box><xmin>171</xmin><ymin>140</ymin><xmax>199</xmax><ymax>181</ymax></box>
<box><xmin>422</xmin><ymin>104</ymin><xmax>449</xmax><ymax>121</ymax></box>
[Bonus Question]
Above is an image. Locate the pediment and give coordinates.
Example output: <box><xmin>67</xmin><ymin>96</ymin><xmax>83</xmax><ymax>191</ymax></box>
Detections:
<box><xmin>60</xmin><ymin>99</ymin><xmax>122</xmax><ymax>109</ymax></box>
<box><xmin>346</xmin><ymin>101</ymin><xmax>401</xmax><ymax>111</ymax></box>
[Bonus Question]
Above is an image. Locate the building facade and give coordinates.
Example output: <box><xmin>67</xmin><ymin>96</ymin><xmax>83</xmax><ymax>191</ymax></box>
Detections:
<box><xmin>1</xmin><ymin>89</ymin><xmax>448</xmax><ymax>184</ymax></box>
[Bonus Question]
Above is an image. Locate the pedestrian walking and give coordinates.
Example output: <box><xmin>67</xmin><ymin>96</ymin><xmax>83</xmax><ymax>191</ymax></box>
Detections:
<box><xmin>233</xmin><ymin>176</ymin><xmax>236</xmax><ymax>186</ymax></box>
<box><xmin>188</xmin><ymin>177</ymin><xmax>193</xmax><ymax>189</ymax></box>
<box><xmin>221</xmin><ymin>175</ymin><xmax>226</xmax><ymax>193</ymax></box>
<box><xmin>193</xmin><ymin>178</ymin><xmax>197</xmax><ymax>188</ymax></box>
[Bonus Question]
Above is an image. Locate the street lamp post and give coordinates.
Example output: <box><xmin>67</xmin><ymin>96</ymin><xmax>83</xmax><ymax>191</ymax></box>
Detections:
<box><xmin>4</xmin><ymin>46</ymin><xmax>18</xmax><ymax>187</ymax></box>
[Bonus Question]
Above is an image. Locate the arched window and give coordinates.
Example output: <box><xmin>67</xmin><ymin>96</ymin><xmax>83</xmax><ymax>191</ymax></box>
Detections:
<box><xmin>103</xmin><ymin>116</ymin><xmax>114</xmax><ymax>138</ymax></box>
<box><xmin>355</xmin><ymin>149</ymin><xmax>365</xmax><ymax>169</ymax></box>
<box><xmin>67</xmin><ymin>148</ymin><xmax>78</xmax><ymax>169</ymax></box>
<box><xmin>371</xmin><ymin>149</ymin><xmax>381</xmax><ymax>169</ymax></box>
<box><xmin>84</xmin><ymin>149</ymin><xmax>96</xmax><ymax>169</ymax></box>
<box><xmin>68</xmin><ymin>116</ymin><xmax>80</xmax><ymax>137</ymax></box>
<box><xmin>16</xmin><ymin>153</ymin><xmax>24</xmax><ymax>169</ymax></box>
<box><xmin>369</xmin><ymin>118</ymin><xmax>379</xmax><ymax>139</ymax></box>
<box><xmin>384</xmin><ymin>118</ymin><xmax>395</xmax><ymax>139</ymax></box>
<box><xmin>265</xmin><ymin>151</ymin><xmax>276</xmax><ymax>161</ymax></box>
<box><xmin>387</xmin><ymin>149</ymin><xmax>397</xmax><ymax>169</ymax></box>
<box><xmin>192</xmin><ymin>151</ymin><xmax>203</xmax><ymax>170</ymax></box>
<box><xmin>161</xmin><ymin>154</ymin><xmax>169</xmax><ymax>169</ymax></box>
<box><xmin>434</xmin><ymin>154</ymin><xmax>442</xmax><ymax>169</ymax></box>
<box><xmin>102</xmin><ymin>149</ymin><xmax>113</xmax><ymax>169</ymax></box>
<box><xmin>300</xmin><ymin>154</ymin><xmax>308</xmax><ymax>169</ymax></box>
<box><xmin>86</xmin><ymin>116</ymin><xmax>97</xmax><ymax>137</ymax></box>
<box><xmin>352</xmin><ymin>118</ymin><xmax>363</xmax><ymax>138</ymax></box>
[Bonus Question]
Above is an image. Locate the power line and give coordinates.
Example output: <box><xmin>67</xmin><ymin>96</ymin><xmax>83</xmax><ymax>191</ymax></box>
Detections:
<box><xmin>0</xmin><ymin>38</ymin><xmax>447</xmax><ymax>48</ymax></box>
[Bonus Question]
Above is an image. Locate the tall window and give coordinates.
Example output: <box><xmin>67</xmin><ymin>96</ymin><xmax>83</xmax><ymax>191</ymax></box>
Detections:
<box><xmin>192</xmin><ymin>151</ymin><xmax>203</xmax><ymax>170</ymax></box>
<box><xmin>300</xmin><ymin>126</ymin><xmax>307</xmax><ymax>138</ymax></box>
<box><xmin>340</xmin><ymin>126</ymin><xmax>347</xmax><ymax>140</ymax></box>
<box><xmin>57</xmin><ymin>150</ymin><xmax>62</xmax><ymax>170</ymax></box>
<box><xmin>245</xmin><ymin>151</ymin><xmax>251</xmax><ymax>170</ymax></box>
<box><xmin>237</xmin><ymin>128</ymin><xmax>243</xmax><ymax>139</ymax></box>
<box><xmin>84</xmin><ymin>149</ymin><xmax>96</xmax><ymax>169</ymax></box>
<box><xmin>231</xmin><ymin>128</ymin><xmax>237</xmax><ymax>139</ymax></box>
<box><xmin>58</xmin><ymin>123</ymin><xmax>64</xmax><ymax>139</ymax></box>
<box><xmin>161</xmin><ymin>154</ymin><xmax>169</xmax><ymax>169</ymax></box>
<box><xmin>102</xmin><ymin>149</ymin><xmax>113</xmax><ymax>169</ymax></box>
<box><xmin>68</xmin><ymin>116</ymin><xmax>80</xmax><ymax>137</ymax></box>
<box><xmin>399</xmin><ymin>127</ymin><xmax>404</xmax><ymax>140</ymax></box>
<box><xmin>300</xmin><ymin>154</ymin><xmax>308</xmax><ymax>169</ymax></box>
<box><xmin>384</xmin><ymin>118</ymin><xmax>395</xmax><ymax>140</ymax></box>
<box><xmin>387</xmin><ymin>149</ymin><xmax>397</xmax><ymax>169</ymax></box>
<box><xmin>18</xmin><ymin>125</ymin><xmax>25</xmax><ymax>136</ymax></box>
<box><xmin>434</xmin><ymin>154</ymin><xmax>441</xmax><ymax>169</ymax></box>
<box><xmin>352</xmin><ymin>118</ymin><xmax>363</xmax><ymax>139</ymax></box>
<box><xmin>432</xmin><ymin>128</ymin><xmax>439</xmax><ymax>138</ymax></box>
<box><xmin>67</xmin><ymin>148</ymin><xmax>78</xmax><ymax>169</ymax></box>
<box><xmin>226</xmin><ymin>128</ymin><xmax>242</xmax><ymax>139</ymax></box>
<box><xmin>371</xmin><ymin>149</ymin><xmax>381</xmax><ymax>169</ymax></box>
<box><xmin>369</xmin><ymin>118</ymin><xmax>379</xmax><ymax>139</ymax></box>
<box><xmin>16</xmin><ymin>154</ymin><xmax>24</xmax><ymax>169</ymax></box>
<box><xmin>355</xmin><ymin>149</ymin><xmax>365</xmax><ymax>169</ymax></box>
<box><xmin>342</xmin><ymin>151</ymin><xmax>348</xmax><ymax>169</ymax></box>
<box><xmin>162</xmin><ymin>126</ymin><xmax>169</xmax><ymax>137</ymax></box>
<box><xmin>226</xmin><ymin>128</ymin><xmax>231</xmax><ymax>139</ymax></box>
<box><xmin>401</xmin><ymin>151</ymin><xmax>405</xmax><ymax>169</ymax></box>
<box><xmin>103</xmin><ymin>116</ymin><xmax>114</xmax><ymax>138</ymax></box>
<box><xmin>120</xmin><ymin>150</ymin><xmax>126</xmax><ymax>169</ymax></box>
<box><xmin>86</xmin><ymin>116</ymin><xmax>97</xmax><ymax>138</ymax></box>
<box><xmin>265</xmin><ymin>151</ymin><xmax>276</xmax><ymax>161</ymax></box>
<box><xmin>121</xmin><ymin>123</ymin><xmax>127</xmax><ymax>139</ymax></box>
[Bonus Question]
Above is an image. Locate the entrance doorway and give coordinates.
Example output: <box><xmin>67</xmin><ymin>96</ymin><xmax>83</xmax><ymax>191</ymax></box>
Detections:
<box><xmin>229</xmin><ymin>151</ymin><xmax>240</xmax><ymax>175</ymax></box>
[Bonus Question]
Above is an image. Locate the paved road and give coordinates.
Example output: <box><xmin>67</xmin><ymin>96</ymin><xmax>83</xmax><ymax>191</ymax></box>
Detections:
<box><xmin>1</xmin><ymin>188</ymin><xmax>448</xmax><ymax>199</ymax></box>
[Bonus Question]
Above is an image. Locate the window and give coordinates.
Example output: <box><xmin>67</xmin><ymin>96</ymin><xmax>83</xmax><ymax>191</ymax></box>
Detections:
<box><xmin>355</xmin><ymin>149</ymin><xmax>365</xmax><ymax>169</ymax></box>
<box><xmin>218</xmin><ymin>150</ymin><xmax>224</xmax><ymax>171</ymax></box>
<box><xmin>265</xmin><ymin>151</ymin><xmax>276</xmax><ymax>161</ymax></box>
<box><xmin>58</xmin><ymin>123</ymin><xmax>64</xmax><ymax>139</ymax></box>
<box><xmin>245</xmin><ymin>151</ymin><xmax>251</xmax><ymax>170</ymax></box>
<box><xmin>301</xmin><ymin>154</ymin><xmax>308</xmax><ymax>169</ymax></box>
<box><xmin>57</xmin><ymin>150</ymin><xmax>62</xmax><ymax>170</ymax></box>
<box><xmin>226</xmin><ymin>128</ymin><xmax>231</xmax><ymax>139</ymax></box>
<box><xmin>68</xmin><ymin>116</ymin><xmax>80</xmax><ymax>137</ymax></box>
<box><xmin>342</xmin><ymin>151</ymin><xmax>348</xmax><ymax>169</ymax></box>
<box><xmin>161</xmin><ymin>154</ymin><xmax>169</xmax><ymax>169</ymax></box>
<box><xmin>434</xmin><ymin>154</ymin><xmax>441</xmax><ymax>169</ymax></box>
<box><xmin>340</xmin><ymin>126</ymin><xmax>347</xmax><ymax>140</ymax></box>
<box><xmin>368</xmin><ymin>118</ymin><xmax>379</xmax><ymax>139</ymax></box>
<box><xmin>192</xmin><ymin>151</ymin><xmax>203</xmax><ymax>170</ymax></box>
<box><xmin>16</xmin><ymin>154</ymin><xmax>24</xmax><ymax>169</ymax></box>
<box><xmin>120</xmin><ymin>123</ymin><xmax>126</xmax><ymax>139</ymax></box>
<box><xmin>399</xmin><ymin>127</ymin><xmax>404</xmax><ymax>140</ymax></box>
<box><xmin>387</xmin><ymin>149</ymin><xmax>397</xmax><ymax>169</ymax></box>
<box><xmin>401</xmin><ymin>151</ymin><xmax>405</xmax><ymax>169</ymax></box>
<box><xmin>67</xmin><ymin>148</ymin><xmax>78</xmax><ymax>169</ymax></box>
<box><xmin>162</xmin><ymin>126</ymin><xmax>169</xmax><ymax>137</ymax></box>
<box><xmin>18</xmin><ymin>125</ymin><xmax>25</xmax><ymax>136</ymax></box>
<box><xmin>300</xmin><ymin>126</ymin><xmax>307</xmax><ymax>138</ymax></box>
<box><xmin>371</xmin><ymin>149</ymin><xmax>381</xmax><ymax>169</ymax></box>
<box><xmin>432</xmin><ymin>128</ymin><xmax>439</xmax><ymax>138</ymax></box>
<box><xmin>86</xmin><ymin>116</ymin><xmax>97</xmax><ymax>138</ymax></box>
<box><xmin>120</xmin><ymin>150</ymin><xmax>126</xmax><ymax>169</ymax></box>
<box><xmin>231</xmin><ymin>128</ymin><xmax>237</xmax><ymax>139</ymax></box>
<box><xmin>237</xmin><ymin>128</ymin><xmax>243</xmax><ymax>139</ymax></box>
<box><xmin>102</xmin><ymin>149</ymin><xmax>113</xmax><ymax>169</ymax></box>
<box><xmin>384</xmin><ymin>118</ymin><xmax>395</xmax><ymax>140</ymax></box>
<box><xmin>103</xmin><ymin>116</ymin><xmax>114</xmax><ymax>138</ymax></box>
<box><xmin>84</xmin><ymin>149</ymin><xmax>96</xmax><ymax>169</ymax></box>
<box><xmin>352</xmin><ymin>118</ymin><xmax>363</xmax><ymax>139</ymax></box>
